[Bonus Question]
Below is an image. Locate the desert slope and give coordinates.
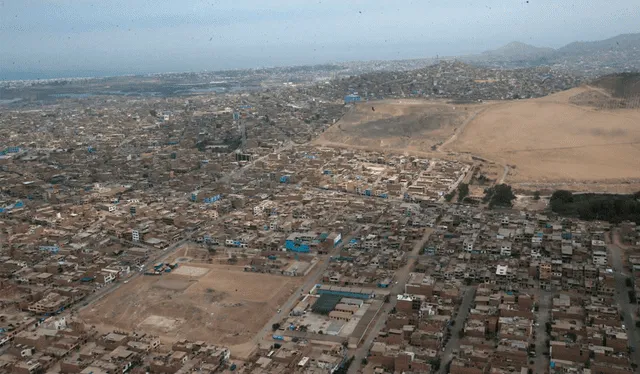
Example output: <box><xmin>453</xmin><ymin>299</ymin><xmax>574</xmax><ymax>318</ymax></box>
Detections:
<box><xmin>315</xmin><ymin>99</ymin><xmax>483</xmax><ymax>153</ymax></box>
<box><xmin>450</xmin><ymin>87</ymin><xmax>640</xmax><ymax>187</ymax></box>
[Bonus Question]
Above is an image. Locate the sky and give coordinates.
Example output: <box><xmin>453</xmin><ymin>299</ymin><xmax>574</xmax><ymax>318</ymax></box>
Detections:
<box><xmin>1</xmin><ymin>0</ymin><xmax>639</xmax><ymax>79</ymax></box>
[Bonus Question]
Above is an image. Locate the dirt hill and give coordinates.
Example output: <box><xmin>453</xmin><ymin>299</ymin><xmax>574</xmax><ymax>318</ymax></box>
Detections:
<box><xmin>315</xmin><ymin>99</ymin><xmax>483</xmax><ymax>153</ymax></box>
<box><xmin>449</xmin><ymin>86</ymin><xmax>640</xmax><ymax>192</ymax></box>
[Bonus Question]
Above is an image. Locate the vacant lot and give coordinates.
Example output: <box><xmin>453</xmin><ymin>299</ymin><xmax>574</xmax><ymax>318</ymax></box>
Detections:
<box><xmin>80</xmin><ymin>263</ymin><xmax>303</xmax><ymax>351</ymax></box>
<box><xmin>450</xmin><ymin>87</ymin><xmax>640</xmax><ymax>191</ymax></box>
<box><xmin>316</xmin><ymin>99</ymin><xmax>483</xmax><ymax>153</ymax></box>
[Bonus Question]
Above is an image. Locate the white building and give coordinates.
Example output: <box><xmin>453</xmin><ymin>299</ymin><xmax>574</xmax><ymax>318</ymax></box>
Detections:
<box><xmin>500</xmin><ymin>242</ymin><xmax>512</xmax><ymax>256</ymax></box>
<box><xmin>496</xmin><ymin>265</ymin><xmax>508</xmax><ymax>277</ymax></box>
<box><xmin>592</xmin><ymin>251</ymin><xmax>608</xmax><ymax>266</ymax></box>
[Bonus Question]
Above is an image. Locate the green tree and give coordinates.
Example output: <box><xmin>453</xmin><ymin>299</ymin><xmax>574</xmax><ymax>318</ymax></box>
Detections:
<box><xmin>485</xmin><ymin>184</ymin><xmax>516</xmax><ymax>208</ymax></box>
<box><xmin>458</xmin><ymin>183</ymin><xmax>470</xmax><ymax>202</ymax></box>
<box><xmin>429</xmin><ymin>358</ymin><xmax>441</xmax><ymax>371</ymax></box>
<box><xmin>533</xmin><ymin>191</ymin><xmax>541</xmax><ymax>200</ymax></box>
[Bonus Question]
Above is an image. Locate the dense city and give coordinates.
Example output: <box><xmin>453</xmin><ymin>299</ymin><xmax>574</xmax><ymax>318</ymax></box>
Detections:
<box><xmin>2</xmin><ymin>34</ymin><xmax>640</xmax><ymax>374</ymax></box>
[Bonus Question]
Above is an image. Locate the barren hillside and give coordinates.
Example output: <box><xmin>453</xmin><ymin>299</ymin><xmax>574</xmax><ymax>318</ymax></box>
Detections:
<box><xmin>450</xmin><ymin>86</ymin><xmax>640</xmax><ymax>191</ymax></box>
<box><xmin>315</xmin><ymin>99</ymin><xmax>483</xmax><ymax>153</ymax></box>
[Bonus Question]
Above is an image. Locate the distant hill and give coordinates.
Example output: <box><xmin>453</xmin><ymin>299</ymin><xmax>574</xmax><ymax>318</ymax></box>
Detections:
<box><xmin>463</xmin><ymin>33</ymin><xmax>640</xmax><ymax>75</ymax></box>
<box><xmin>557</xmin><ymin>33</ymin><xmax>640</xmax><ymax>55</ymax></box>
<box><xmin>320</xmin><ymin>60</ymin><xmax>583</xmax><ymax>102</ymax></box>
<box><xmin>481</xmin><ymin>41</ymin><xmax>554</xmax><ymax>60</ymax></box>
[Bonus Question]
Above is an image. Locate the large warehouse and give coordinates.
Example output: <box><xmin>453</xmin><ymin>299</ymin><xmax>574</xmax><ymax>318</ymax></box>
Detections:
<box><xmin>314</xmin><ymin>284</ymin><xmax>375</xmax><ymax>300</ymax></box>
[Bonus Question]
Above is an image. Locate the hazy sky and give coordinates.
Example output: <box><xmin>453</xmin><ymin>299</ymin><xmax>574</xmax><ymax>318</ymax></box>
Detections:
<box><xmin>1</xmin><ymin>0</ymin><xmax>639</xmax><ymax>78</ymax></box>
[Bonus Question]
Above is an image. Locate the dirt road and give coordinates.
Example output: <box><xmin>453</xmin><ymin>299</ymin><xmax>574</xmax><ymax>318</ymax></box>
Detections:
<box><xmin>438</xmin><ymin>106</ymin><xmax>489</xmax><ymax>152</ymax></box>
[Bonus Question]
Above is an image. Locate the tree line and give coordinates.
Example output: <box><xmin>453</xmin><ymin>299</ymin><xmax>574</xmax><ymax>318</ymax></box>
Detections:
<box><xmin>550</xmin><ymin>190</ymin><xmax>640</xmax><ymax>224</ymax></box>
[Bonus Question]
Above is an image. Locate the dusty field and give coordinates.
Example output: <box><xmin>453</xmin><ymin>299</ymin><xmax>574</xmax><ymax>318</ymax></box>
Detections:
<box><xmin>315</xmin><ymin>99</ymin><xmax>483</xmax><ymax>153</ymax></box>
<box><xmin>450</xmin><ymin>87</ymin><xmax>640</xmax><ymax>191</ymax></box>
<box><xmin>80</xmin><ymin>263</ymin><xmax>303</xmax><ymax>351</ymax></box>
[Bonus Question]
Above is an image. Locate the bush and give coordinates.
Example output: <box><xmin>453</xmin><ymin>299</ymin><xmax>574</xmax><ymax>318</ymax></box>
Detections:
<box><xmin>429</xmin><ymin>358</ymin><xmax>441</xmax><ymax>371</ymax></box>
<box><xmin>533</xmin><ymin>191</ymin><xmax>541</xmax><ymax>200</ymax></box>
<box><xmin>272</xmin><ymin>323</ymin><xmax>280</xmax><ymax>331</ymax></box>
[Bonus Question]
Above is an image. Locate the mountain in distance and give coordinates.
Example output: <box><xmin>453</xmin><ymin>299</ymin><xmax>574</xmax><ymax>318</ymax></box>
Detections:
<box><xmin>481</xmin><ymin>41</ymin><xmax>554</xmax><ymax>59</ymax></box>
<box><xmin>557</xmin><ymin>33</ymin><xmax>640</xmax><ymax>55</ymax></box>
<box><xmin>463</xmin><ymin>33</ymin><xmax>640</xmax><ymax>74</ymax></box>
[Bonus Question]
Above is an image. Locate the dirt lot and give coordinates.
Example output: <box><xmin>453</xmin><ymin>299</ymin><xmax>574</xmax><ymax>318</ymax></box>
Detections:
<box><xmin>315</xmin><ymin>99</ymin><xmax>483</xmax><ymax>154</ymax></box>
<box><xmin>79</xmin><ymin>262</ymin><xmax>303</xmax><ymax>353</ymax></box>
<box><xmin>450</xmin><ymin>87</ymin><xmax>640</xmax><ymax>192</ymax></box>
<box><xmin>312</xmin><ymin>89</ymin><xmax>640</xmax><ymax>193</ymax></box>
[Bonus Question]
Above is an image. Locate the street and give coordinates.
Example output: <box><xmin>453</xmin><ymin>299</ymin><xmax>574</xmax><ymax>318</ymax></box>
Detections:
<box><xmin>348</xmin><ymin>228</ymin><xmax>434</xmax><ymax>374</ymax></box>
<box><xmin>438</xmin><ymin>286</ymin><xmax>476</xmax><ymax>374</ymax></box>
<box><xmin>534</xmin><ymin>291</ymin><xmax>552</xmax><ymax>374</ymax></box>
<box><xmin>607</xmin><ymin>239</ymin><xmax>640</xmax><ymax>366</ymax></box>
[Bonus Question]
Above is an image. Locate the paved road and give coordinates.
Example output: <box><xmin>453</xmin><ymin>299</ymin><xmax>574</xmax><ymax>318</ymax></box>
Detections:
<box><xmin>252</xmin><ymin>229</ymin><xmax>362</xmax><ymax>347</ymax></box>
<box><xmin>534</xmin><ymin>292</ymin><xmax>552</xmax><ymax>374</ymax></box>
<box><xmin>608</xmin><ymin>240</ymin><xmax>640</xmax><ymax>366</ymax></box>
<box><xmin>438</xmin><ymin>286</ymin><xmax>476</xmax><ymax>374</ymax></box>
<box><xmin>348</xmin><ymin>228</ymin><xmax>434</xmax><ymax>374</ymax></box>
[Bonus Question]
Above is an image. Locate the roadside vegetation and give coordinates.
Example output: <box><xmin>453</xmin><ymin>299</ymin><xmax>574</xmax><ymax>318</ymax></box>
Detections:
<box><xmin>549</xmin><ymin>190</ymin><xmax>640</xmax><ymax>224</ymax></box>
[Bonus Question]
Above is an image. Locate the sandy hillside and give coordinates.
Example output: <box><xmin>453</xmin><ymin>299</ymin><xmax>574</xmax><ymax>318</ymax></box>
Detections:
<box><xmin>450</xmin><ymin>87</ymin><xmax>640</xmax><ymax>186</ymax></box>
<box><xmin>315</xmin><ymin>99</ymin><xmax>483</xmax><ymax>153</ymax></box>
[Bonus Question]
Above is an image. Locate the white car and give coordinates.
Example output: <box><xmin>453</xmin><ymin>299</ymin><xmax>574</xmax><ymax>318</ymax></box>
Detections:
<box><xmin>277</xmin><ymin>309</ymin><xmax>281</xmax><ymax>314</ymax></box>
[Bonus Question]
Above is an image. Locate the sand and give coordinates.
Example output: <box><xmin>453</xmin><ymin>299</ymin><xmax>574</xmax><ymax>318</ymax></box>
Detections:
<box><xmin>79</xmin><ymin>263</ymin><xmax>303</xmax><ymax>348</ymax></box>
<box><xmin>316</xmin><ymin>99</ymin><xmax>482</xmax><ymax>153</ymax></box>
<box><xmin>450</xmin><ymin>87</ymin><xmax>640</xmax><ymax>191</ymax></box>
